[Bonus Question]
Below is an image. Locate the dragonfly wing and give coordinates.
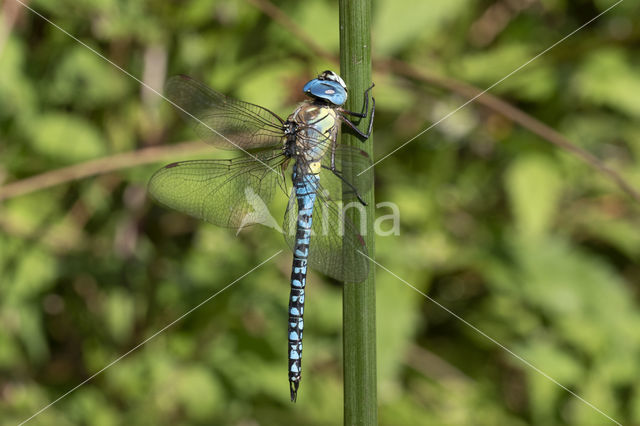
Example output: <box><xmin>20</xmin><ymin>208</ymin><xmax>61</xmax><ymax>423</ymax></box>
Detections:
<box><xmin>283</xmin><ymin>188</ymin><xmax>369</xmax><ymax>283</ymax></box>
<box><xmin>294</xmin><ymin>129</ymin><xmax>373</xmax><ymax>202</ymax></box>
<box><xmin>282</xmin><ymin>147</ymin><xmax>373</xmax><ymax>282</ymax></box>
<box><xmin>149</xmin><ymin>150</ymin><xmax>287</xmax><ymax>229</ymax></box>
<box><xmin>166</xmin><ymin>75</ymin><xmax>286</xmax><ymax>150</ymax></box>
<box><xmin>318</xmin><ymin>144</ymin><xmax>373</xmax><ymax>203</ymax></box>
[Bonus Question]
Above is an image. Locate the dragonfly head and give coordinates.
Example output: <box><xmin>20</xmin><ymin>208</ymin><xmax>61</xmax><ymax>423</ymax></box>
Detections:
<box><xmin>303</xmin><ymin>70</ymin><xmax>347</xmax><ymax>106</ymax></box>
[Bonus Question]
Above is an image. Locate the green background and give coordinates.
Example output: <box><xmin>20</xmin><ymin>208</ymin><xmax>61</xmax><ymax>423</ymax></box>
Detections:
<box><xmin>1</xmin><ymin>0</ymin><xmax>639</xmax><ymax>424</ymax></box>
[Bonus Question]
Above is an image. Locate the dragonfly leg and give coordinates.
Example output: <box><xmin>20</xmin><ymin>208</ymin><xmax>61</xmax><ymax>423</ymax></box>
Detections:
<box><xmin>341</xmin><ymin>83</ymin><xmax>375</xmax><ymax>118</ymax></box>
<box><xmin>340</xmin><ymin>90</ymin><xmax>375</xmax><ymax>140</ymax></box>
<box><xmin>330</xmin><ymin>145</ymin><xmax>336</xmax><ymax>170</ymax></box>
<box><xmin>322</xmin><ymin>165</ymin><xmax>367</xmax><ymax>206</ymax></box>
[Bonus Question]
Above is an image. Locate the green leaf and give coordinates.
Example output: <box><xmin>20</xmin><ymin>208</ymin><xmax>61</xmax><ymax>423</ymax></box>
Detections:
<box><xmin>455</xmin><ymin>43</ymin><xmax>557</xmax><ymax>101</ymax></box>
<box><xmin>48</xmin><ymin>47</ymin><xmax>129</xmax><ymax>108</ymax></box>
<box><xmin>104</xmin><ymin>289</ymin><xmax>135</xmax><ymax>343</ymax></box>
<box><xmin>27</xmin><ymin>113</ymin><xmax>107</xmax><ymax>163</ymax></box>
<box><xmin>67</xmin><ymin>388</ymin><xmax>119</xmax><ymax>426</ymax></box>
<box><xmin>573</xmin><ymin>48</ymin><xmax>640</xmax><ymax>118</ymax></box>
<box><xmin>519</xmin><ymin>341</ymin><xmax>583</xmax><ymax>423</ymax></box>
<box><xmin>175</xmin><ymin>366</ymin><xmax>223</xmax><ymax>420</ymax></box>
<box><xmin>292</xmin><ymin>0</ymin><xmax>339</xmax><ymax>52</ymax></box>
<box><xmin>9</xmin><ymin>248</ymin><xmax>58</xmax><ymax>301</ymax></box>
<box><xmin>0</xmin><ymin>332</ymin><xmax>21</xmax><ymax>368</ymax></box>
<box><xmin>374</xmin><ymin>0</ymin><xmax>470</xmax><ymax>55</ymax></box>
<box><xmin>47</xmin><ymin>46</ymin><xmax>130</xmax><ymax>108</ymax></box>
<box><xmin>505</xmin><ymin>154</ymin><xmax>562</xmax><ymax>239</ymax></box>
<box><xmin>17</xmin><ymin>306</ymin><xmax>49</xmax><ymax>363</ymax></box>
<box><xmin>0</xmin><ymin>38</ymin><xmax>38</xmax><ymax>121</ymax></box>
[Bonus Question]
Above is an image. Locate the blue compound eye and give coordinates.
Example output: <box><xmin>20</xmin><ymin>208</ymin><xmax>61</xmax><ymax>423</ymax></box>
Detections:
<box><xmin>302</xmin><ymin>78</ymin><xmax>347</xmax><ymax>106</ymax></box>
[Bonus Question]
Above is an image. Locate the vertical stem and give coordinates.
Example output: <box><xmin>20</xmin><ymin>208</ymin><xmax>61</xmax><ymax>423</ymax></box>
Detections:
<box><xmin>339</xmin><ymin>1</ymin><xmax>377</xmax><ymax>424</ymax></box>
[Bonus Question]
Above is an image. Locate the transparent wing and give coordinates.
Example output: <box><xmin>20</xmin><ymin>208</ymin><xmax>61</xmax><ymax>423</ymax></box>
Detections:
<box><xmin>318</xmin><ymin>145</ymin><xmax>373</xmax><ymax>202</ymax></box>
<box><xmin>282</xmin><ymin>148</ymin><xmax>373</xmax><ymax>282</ymax></box>
<box><xmin>289</xmin><ymin>124</ymin><xmax>373</xmax><ymax>201</ymax></box>
<box><xmin>166</xmin><ymin>75</ymin><xmax>286</xmax><ymax>150</ymax></box>
<box><xmin>283</xmin><ymin>187</ymin><xmax>369</xmax><ymax>283</ymax></box>
<box><xmin>149</xmin><ymin>150</ymin><xmax>288</xmax><ymax>228</ymax></box>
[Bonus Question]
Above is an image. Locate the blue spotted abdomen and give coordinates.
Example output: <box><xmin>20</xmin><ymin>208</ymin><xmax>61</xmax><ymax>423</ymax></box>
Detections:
<box><xmin>288</xmin><ymin>168</ymin><xmax>319</xmax><ymax>402</ymax></box>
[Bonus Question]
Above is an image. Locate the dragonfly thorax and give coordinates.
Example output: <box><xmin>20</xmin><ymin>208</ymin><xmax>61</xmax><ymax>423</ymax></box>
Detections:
<box><xmin>282</xmin><ymin>120</ymin><xmax>298</xmax><ymax>159</ymax></box>
<box><xmin>288</xmin><ymin>102</ymin><xmax>338</xmax><ymax>168</ymax></box>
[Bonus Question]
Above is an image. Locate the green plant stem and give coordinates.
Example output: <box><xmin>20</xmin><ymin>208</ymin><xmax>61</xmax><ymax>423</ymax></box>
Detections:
<box><xmin>339</xmin><ymin>1</ymin><xmax>377</xmax><ymax>424</ymax></box>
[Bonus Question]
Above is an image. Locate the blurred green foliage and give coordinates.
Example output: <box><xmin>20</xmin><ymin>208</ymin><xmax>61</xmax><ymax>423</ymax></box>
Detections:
<box><xmin>1</xmin><ymin>0</ymin><xmax>639</xmax><ymax>424</ymax></box>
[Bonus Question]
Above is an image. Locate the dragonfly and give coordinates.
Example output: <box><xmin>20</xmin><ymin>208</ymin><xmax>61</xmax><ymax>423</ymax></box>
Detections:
<box><xmin>148</xmin><ymin>70</ymin><xmax>374</xmax><ymax>402</ymax></box>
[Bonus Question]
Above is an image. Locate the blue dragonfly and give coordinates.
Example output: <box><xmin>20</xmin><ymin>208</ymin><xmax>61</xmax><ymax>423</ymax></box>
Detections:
<box><xmin>149</xmin><ymin>70</ymin><xmax>374</xmax><ymax>402</ymax></box>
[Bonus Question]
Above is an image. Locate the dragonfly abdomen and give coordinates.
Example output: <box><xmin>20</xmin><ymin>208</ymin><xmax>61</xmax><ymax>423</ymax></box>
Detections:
<box><xmin>288</xmin><ymin>169</ymin><xmax>320</xmax><ymax>402</ymax></box>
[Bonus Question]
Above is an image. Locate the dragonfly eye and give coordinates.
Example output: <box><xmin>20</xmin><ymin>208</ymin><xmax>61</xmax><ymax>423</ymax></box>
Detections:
<box><xmin>303</xmin><ymin>71</ymin><xmax>348</xmax><ymax>105</ymax></box>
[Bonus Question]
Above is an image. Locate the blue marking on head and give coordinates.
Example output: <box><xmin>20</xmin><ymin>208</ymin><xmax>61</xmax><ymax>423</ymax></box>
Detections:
<box><xmin>303</xmin><ymin>70</ymin><xmax>348</xmax><ymax>106</ymax></box>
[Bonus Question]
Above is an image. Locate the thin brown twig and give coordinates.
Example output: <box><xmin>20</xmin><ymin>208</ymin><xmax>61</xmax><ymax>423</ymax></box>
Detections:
<box><xmin>0</xmin><ymin>141</ymin><xmax>208</xmax><ymax>201</ymax></box>
<box><xmin>407</xmin><ymin>343</ymin><xmax>472</xmax><ymax>384</ymax></box>
<box><xmin>383</xmin><ymin>59</ymin><xmax>640</xmax><ymax>203</ymax></box>
<box><xmin>0</xmin><ymin>0</ymin><xmax>24</xmax><ymax>56</ymax></box>
<box><xmin>245</xmin><ymin>0</ymin><xmax>337</xmax><ymax>63</ymax></box>
<box><xmin>247</xmin><ymin>0</ymin><xmax>640</xmax><ymax>204</ymax></box>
